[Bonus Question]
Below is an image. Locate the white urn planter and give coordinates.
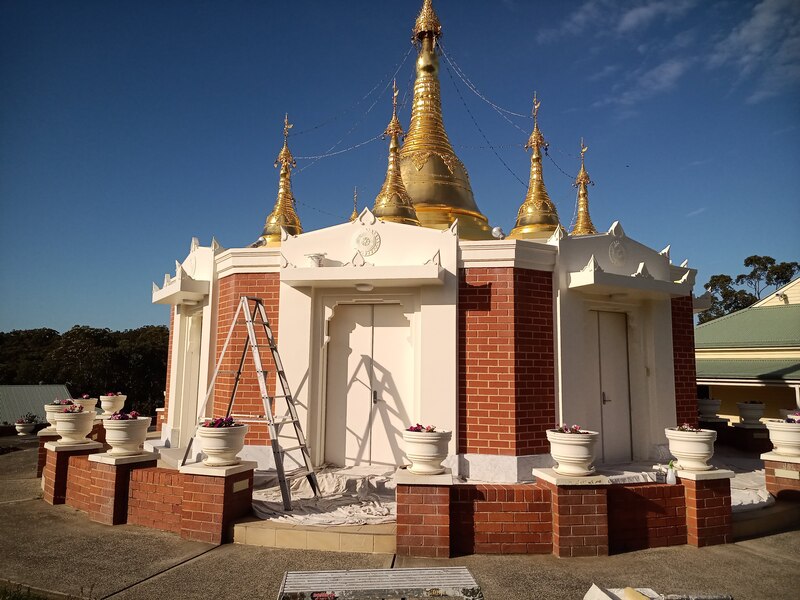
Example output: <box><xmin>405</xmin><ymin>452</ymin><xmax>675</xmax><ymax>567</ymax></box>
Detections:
<box><xmin>697</xmin><ymin>398</ymin><xmax>721</xmax><ymax>420</ymax></box>
<box><xmin>737</xmin><ymin>402</ymin><xmax>765</xmax><ymax>425</ymax></box>
<box><xmin>197</xmin><ymin>424</ymin><xmax>248</xmax><ymax>466</ymax></box>
<box><xmin>402</xmin><ymin>430</ymin><xmax>452</xmax><ymax>475</ymax></box>
<box><xmin>15</xmin><ymin>423</ymin><xmax>35</xmax><ymax>436</ymax></box>
<box><xmin>74</xmin><ymin>397</ymin><xmax>98</xmax><ymax>412</ymax></box>
<box><xmin>103</xmin><ymin>417</ymin><xmax>151</xmax><ymax>456</ymax></box>
<box><xmin>55</xmin><ymin>411</ymin><xmax>96</xmax><ymax>444</ymax></box>
<box><xmin>665</xmin><ymin>427</ymin><xmax>717</xmax><ymax>471</ymax></box>
<box><xmin>100</xmin><ymin>395</ymin><xmax>126</xmax><ymax>417</ymax></box>
<box><xmin>546</xmin><ymin>429</ymin><xmax>599</xmax><ymax>477</ymax></box>
<box><xmin>764</xmin><ymin>419</ymin><xmax>800</xmax><ymax>457</ymax></box>
<box><xmin>43</xmin><ymin>404</ymin><xmax>65</xmax><ymax>434</ymax></box>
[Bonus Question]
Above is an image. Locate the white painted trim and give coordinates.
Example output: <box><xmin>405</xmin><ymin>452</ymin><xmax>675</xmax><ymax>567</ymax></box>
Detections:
<box><xmin>458</xmin><ymin>239</ymin><xmax>557</xmax><ymax>271</ymax></box>
<box><xmin>697</xmin><ymin>379</ymin><xmax>800</xmax><ymax>387</ymax></box>
<box><xmin>216</xmin><ymin>247</ymin><xmax>282</xmax><ymax>278</ymax></box>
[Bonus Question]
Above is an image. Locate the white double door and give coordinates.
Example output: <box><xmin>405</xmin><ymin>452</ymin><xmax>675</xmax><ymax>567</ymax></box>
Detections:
<box><xmin>324</xmin><ymin>303</ymin><xmax>413</xmax><ymax>467</ymax></box>
<box><xmin>588</xmin><ymin>311</ymin><xmax>633</xmax><ymax>463</ymax></box>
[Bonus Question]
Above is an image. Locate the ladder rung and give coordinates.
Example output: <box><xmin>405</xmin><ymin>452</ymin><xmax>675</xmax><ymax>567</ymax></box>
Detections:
<box><xmin>283</xmin><ymin>468</ymin><xmax>313</xmax><ymax>480</ymax></box>
<box><xmin>271</xmin><ymin>416</ymin><xmax>298</xmax><ymax>425</ymax></box>
<box><xmin>279</xmin><ymin>445</ymin><xmax>306</xmax><ymax>453</ymax></box>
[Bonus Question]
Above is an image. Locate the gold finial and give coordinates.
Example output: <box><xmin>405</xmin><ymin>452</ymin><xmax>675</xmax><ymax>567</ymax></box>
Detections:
<box><xmin>275</xmin><ymin>113</ymin><xmax>296</xmax><ymax>171</ymax></box>
<box><xmin>413</xmin><ymin>0</ymin><xmax>442</xmax><ymax>43</ymax></box>
<box><xmin>384</xmin><ymin>79</ymin><xmax>403</xmax><ymax>138</ymax></box>
<box><xmin>570</xmin><ymin>137</ymin><xmax>597</xmax><ymax>236</ymax></box>
<box><xmin>258</xmin><ymin>114</ymin><xmax>302</xmax><ymax>246</ymax></box>
<box><xmin>507</xmin><ymin>93</ymin><xmax>562</xmax><ymax>240</ymax></box>
<box><xmin>373</xmin><ymin>88</ymin><xmax>420</xmax><ymax>227</ymax></box>
<box><xmin>349</xmin><ymin>187</ymin><xmax>359</xmax><ymax>222</ymax></box>
<box><xmin>400</xmin><ymin>1</ymin><xmax>491</xmax><ymax>239</ymax></box>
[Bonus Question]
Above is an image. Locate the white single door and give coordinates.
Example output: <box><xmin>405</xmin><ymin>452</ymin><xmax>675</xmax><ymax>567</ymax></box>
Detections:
<box><xmin>592</xmin><ymin>311</ymin><xmax>633</xmax><ymax>463</ymax></box>
<box><xmin>324</xmin><ymin>303</ymin><xmax>412</xmax><ymax>467</ymax></box>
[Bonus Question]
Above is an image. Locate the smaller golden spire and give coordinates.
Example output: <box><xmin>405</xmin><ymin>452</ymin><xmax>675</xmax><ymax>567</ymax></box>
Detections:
<box><xmin>507</xmin><ymin>93</ymin><xmax>562</xmax><ymax>240</ymax></box>
<box><xmin>570</xmin><ymin>138</ymin><xmax>598</xmax><ymax>236</ymax></box>
<box><xmin>349</xmin><ymin>187</ymin><xmax>359</xmax><ymax>222</ymax></box>
<box><xmin>258</xmin><ymin>114</ymin><xmax>303</xmax><ymax>246</ymax></box>
<box><xmin>373</xmin><ymin>81</ymin><xmax>420</xmax><ymax>226</ymax></box>
<box><xmin>413</xmin><ymin>0</ymin><xmax>442</xmax><ymax>43</ymax></box>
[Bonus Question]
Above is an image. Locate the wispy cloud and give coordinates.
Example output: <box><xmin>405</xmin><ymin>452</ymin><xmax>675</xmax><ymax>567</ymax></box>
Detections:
<box><xmin>686</xmin><ymin>207</ymin><xmax>707</xmax><ymax>217</ymax></box>
<box><xmin>617</xmin><ymin>1</ymin><xmax>697</xmax><ymax>33</ymax></box>
<box><xmin>708</xmin><ymin>0</ymin><xmax>800</xmax><ymax>103</ymax></box>
<box><xmin>537</xmin><ymin>0</ymin><xmax>697</xmax><ymax>43</ymax></box>
<box><xmin>595</xmin><ymin>58</ymin><xmax>693</xmax><ymax>106</ymax></box>
<box><xmin>588</xmin><ymin>65</ymin><xmax>621</xmax><ymax>82</ymax></box>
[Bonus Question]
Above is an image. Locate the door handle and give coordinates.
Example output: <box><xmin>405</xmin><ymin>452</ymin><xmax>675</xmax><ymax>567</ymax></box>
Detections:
<box><xmin>602</xmin><ymin>392</ymin><xmax>610</xmax><ymax>404</ymax></box>
<box><xmin>372</xmin><ymin>390</ymin><xmax>379</xmax><ymax>404</ymax></box>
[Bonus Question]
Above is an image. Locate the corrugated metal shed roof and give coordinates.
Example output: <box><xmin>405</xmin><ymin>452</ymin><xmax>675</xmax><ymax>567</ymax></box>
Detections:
<box><xmin>695</xmin><ymin>358</ymin><xmax>800</xmax><ymax>382</ymax></box>
<box><xmin>695</xmin><ymin>305</ymin><xmax>800</xmax><ymax>349</ymax></box>
<box><xmin>0</xmin><ymin>385</ymin><xmax>71</xmax><ymax>424</ymax></box>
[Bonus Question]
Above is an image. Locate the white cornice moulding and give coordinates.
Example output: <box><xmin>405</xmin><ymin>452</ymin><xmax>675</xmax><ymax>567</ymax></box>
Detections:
<box><xmin>215</xmin><ymin>247</ymin><xmax>282</xmax><ymax>278</ymax></box>
<box><xmin>459</xmin><ymin>239</ymin><xmax>557</xmax><ymax>272</ymax></box>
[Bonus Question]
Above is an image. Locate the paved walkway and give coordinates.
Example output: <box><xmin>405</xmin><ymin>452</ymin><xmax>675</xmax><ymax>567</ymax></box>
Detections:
<box><xmin>1</xmin><ymin>435</ymin><xmax>798</xmax><ymax>599</ymax></box>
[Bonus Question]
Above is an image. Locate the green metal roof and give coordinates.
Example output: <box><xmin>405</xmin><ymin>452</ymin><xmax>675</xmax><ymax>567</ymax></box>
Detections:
<box><xmin>695</xmin><ymin>358</ymin><xmax>800</xmax><ymax>382</ymax></box>
<box><xmin>695</xmin><ymin>305</ymin><xmax>800</xmax><ymax>349</ymax></box>
<box><xmin>0</xmin><ymin>385</ymin><xmax>71</xmax><ymax>424</ymax></box>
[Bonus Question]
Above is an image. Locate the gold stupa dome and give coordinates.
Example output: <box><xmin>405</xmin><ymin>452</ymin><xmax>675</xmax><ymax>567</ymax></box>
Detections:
<box><xmin>399</xmin><ymin>0</ymin><xmax>492</xmax><ymax>240</ymax></box>
<box><xmin>372</xmin><ymin>81</ymin><xmax>420</xmax><ymax>227</ymax></box>
<box><xmin>257</xmin><ymin>114</ymin><xmax>303</xmax><ymax>246</ymax></box>
<box><xmin>507</xmin><ymin>93</ymin><xmax>562</xmax><ymax>240</ymax></box>
<box><xmin>570</xmin><ymin>139</ymin><xmax>598</xmax><ymax>236</ymax></box>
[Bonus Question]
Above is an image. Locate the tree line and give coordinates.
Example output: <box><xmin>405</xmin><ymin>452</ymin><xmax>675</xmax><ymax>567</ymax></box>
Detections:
<box><xmin>0</xmin><ymin>325</ymin><xmax>168</xmax><ymax>416</ymax></box>
<box><xmin>699</xmin><ymin>255</ymin><xmax>799</xmax><ymax>324</ymax></box>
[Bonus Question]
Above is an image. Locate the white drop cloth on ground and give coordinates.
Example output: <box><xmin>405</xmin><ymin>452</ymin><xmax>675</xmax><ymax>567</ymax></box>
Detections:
<box><xmin>252</xmin><ymin>465</ymin><xmax>396</xmax><ymax>525</ymax></box>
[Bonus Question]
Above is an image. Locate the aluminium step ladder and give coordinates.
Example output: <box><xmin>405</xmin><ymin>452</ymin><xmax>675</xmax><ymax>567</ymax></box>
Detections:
<box><xmin>181</xmin><ymin>295</ymin><xmax>320</xmax><ymax>511</ymax></box>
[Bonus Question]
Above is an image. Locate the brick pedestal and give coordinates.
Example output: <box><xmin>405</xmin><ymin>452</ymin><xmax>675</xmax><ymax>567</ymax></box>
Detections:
<box><xmin>178</xmin><ymin>462</ymin><xmax>256</xmax><ymax>544</ymax></box>
<box><xmin>679</xmin><ymin>470</ymin><xmax>734</xmax><ymax>547</ymax></box>
<box><xmin>37</xmin><ymin>431</ymin><xmax>60</xmax><ymax>477</ymax></box>
<box><xmin>762</xmin><ymin>452</ymin><xmax>800</xmax><ymax>501</ymax></box>
<box><xmin>731</xmin><ymin>424</ymin><xmax>772</xmax><ymax>453</ymax></box>
<box><xmin>534</xmin><ymin>469</ymin><xmax>608</xmax><ymax>558</ymax></box>
<box><xmin>87</xmin><ymin>453</ymin><xmax>158</xmax><ymax>525</ymax></box>
<box><xmin>42</xmin><ymin>441</ymin><xmax>103</xmax><ymax>505</ymax></box>
<box><xmin>396</xmin><ymin>470</ymin><xmax>453</xmax><ymax>558</ymax></box>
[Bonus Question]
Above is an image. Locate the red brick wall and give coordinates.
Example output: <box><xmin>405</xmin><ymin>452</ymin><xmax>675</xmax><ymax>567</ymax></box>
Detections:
<box><xmin>607</xmin><ymin>483</ymin><xmax>687</xmax><ymax>553</ymax></box>
<box><xmin>64</xmin><ymin>455</ymin><xmax>93</xmax><ymax>513</ymax></box>
<box><xmin>764</xmin><ymin>460</ymin><xmax>800</xmax><ymax>501</ymax></box>
<box><xmin>127</xmin><ymin>467</ymin><xmax>183</xmax><ymax>534</ymax></box>
<box><xmin>396</xmin><ymin>484</ymin><xmax>451</xmax><ymax>558</ymax></box>
<box><xmin>458</xmin><ymin>267</ymin><xmax>555</xmax><ymax>456</ymax></box>
<box><xmin>215</xmin><ymin>273</ymin><xmax>280</xmax><ymax>445</ymax></box>
<box><xmin>537</xmin><ymin>481</ymin><xmax>608</xmax><ymax>558</ymax></box>
<box><xmin>451</xmin><ymin>484</ymin><xmax>552</xmax><ymax>555</ymax></box>
<box><xmin>181</xmin><ymin>469</ymin><xmax>253</xmax><ymax>544</ymax></box>
<box><xmin>683</xmin><ymin>478</ymin><xmax>732</xmax><ymax>547</ymax></box>
<box><xmin>671</xmin><ymin>296</ymin><xmax>698</xmax><ymax>425</ymax></box>
<box><xmin>513</xmin><ymin>269</ymin><xmax>555</xmax><ymax>455</ymax></box>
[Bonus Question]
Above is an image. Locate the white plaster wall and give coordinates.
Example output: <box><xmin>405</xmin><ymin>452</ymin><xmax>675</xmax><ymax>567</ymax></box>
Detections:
<box><xmin>277</xmin><ymin>213</ymin><xmax>459</xmax><ymax>467</ymax></box>
<box><xmin>552</xmin><ymin>227</ymin><xmax>681</xmax><ymax>462</ymax></box>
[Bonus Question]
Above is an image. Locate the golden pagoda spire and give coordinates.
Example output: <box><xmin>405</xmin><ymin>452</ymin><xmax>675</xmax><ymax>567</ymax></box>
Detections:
<box><xmin>373</xmin><ymin>81</ymin><xmax>420</xmax><ymax>226</ymax></box>
<box><xmin>258</xmin><ymin>114</ymin><xmax>303</xmax><ymax>246</ymax></box>
<box><xmin>349</xmin><ymin>187</ymin><xmax>359</xmax><ymax>222</ymax></box>
<box><xmin>507</xmin><ymin>93</ymin><xmax>562</xmax><ymax>240</ymax></box>
<box><xmin>399</xmin><ymin>0</ymin><xmax>492</xmax><ymax>239</ymax></box>
<box><xmin>570</xmin><ymin>138</ymin><xmax>598</xmax><ymax>236</ymax></box>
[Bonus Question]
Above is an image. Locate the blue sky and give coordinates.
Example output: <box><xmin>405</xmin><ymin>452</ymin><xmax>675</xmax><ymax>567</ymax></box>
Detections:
<box><xmin>1</xmin><ymin>0</ymin><xmax>798</xmax><ymax>332</ymax></box>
